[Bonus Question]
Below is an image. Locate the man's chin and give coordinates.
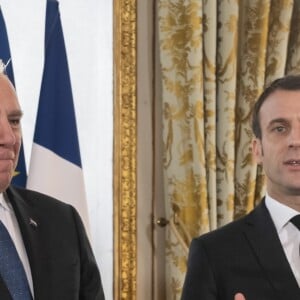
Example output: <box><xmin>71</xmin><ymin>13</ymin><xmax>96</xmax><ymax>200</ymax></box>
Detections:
<box><xmin>286</xmin><ymin>186</ymin><xmax>300</xmax><ymax>196</ymax></box>
<box><xmin>0</xmin><ymin>173</ymin><xmax>12</xmax><ymax>192</ymax></box>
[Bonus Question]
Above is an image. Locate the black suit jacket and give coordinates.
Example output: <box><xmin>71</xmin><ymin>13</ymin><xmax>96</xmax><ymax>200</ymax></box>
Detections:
<box><xmin>181</xmin><ymin>199</ymin><xmax>300</xmax><ymax>300</ymax></box>
<box><xmin>0</xmin><ymin>185</ymin><xmax>105</xmax><ymax>300</ymax></box>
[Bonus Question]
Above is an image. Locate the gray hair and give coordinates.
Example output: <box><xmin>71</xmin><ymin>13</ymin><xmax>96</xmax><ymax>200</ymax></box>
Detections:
<box><xmin>0</xmin><ymin>58</ymin><xmax>11</xmax><ymax>74</ymax></box>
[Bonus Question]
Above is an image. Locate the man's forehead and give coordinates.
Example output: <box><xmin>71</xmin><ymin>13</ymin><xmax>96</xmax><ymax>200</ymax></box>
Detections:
<box><xmin>261</xmin><ymin>90</ymin><xmax>300</xmax><ymax>110</ymax></box>
<box><xmin>0</xmin><ymin>74</ymin><xmax>19</xmax><ymax>102</ymax></box>
<box><xmin>259</xmin><ymin>92</ymin><xmax>296</xmax><ymax>120</ymax></box>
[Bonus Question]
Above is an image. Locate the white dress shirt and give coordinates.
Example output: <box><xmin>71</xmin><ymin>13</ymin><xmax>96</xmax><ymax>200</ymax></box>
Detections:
<box><xmin>0</xmin><ymin>193</ymin><xmax>34</xmax><ymax>296</ymax></box>
<box><xmin>265</xmin><ymin>193</ymin><xmax>300</xmax><ymax>287</ymax></box>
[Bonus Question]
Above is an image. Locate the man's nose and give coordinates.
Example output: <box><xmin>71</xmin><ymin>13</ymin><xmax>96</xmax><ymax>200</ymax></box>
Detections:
<box><xmin>0</xmin><ymin>119</ymin><xmax>16</xmax><ymax>146</ymax></box>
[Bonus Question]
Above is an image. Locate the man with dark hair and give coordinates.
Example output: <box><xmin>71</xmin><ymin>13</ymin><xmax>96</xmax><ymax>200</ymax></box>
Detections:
<box><xmin>181</xmin><ymin>75</ymin><xmax>300</xmax><ymax>300</ymax></box>
<box><xmin>0</xmin><ymin>66</ymin><xmax>104</xmax><ymax>299</ymax></box>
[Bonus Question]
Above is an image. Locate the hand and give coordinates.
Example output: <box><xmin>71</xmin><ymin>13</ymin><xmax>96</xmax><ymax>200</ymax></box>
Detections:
<box><xmin>234</xmin><ymin>293</ymin><xmax>246</xmax><ymax>300</ymax></box>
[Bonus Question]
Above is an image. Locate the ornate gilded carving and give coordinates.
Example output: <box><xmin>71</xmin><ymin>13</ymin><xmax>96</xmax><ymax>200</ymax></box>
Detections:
<box><xmin>113</xmin><ymin>0</ymin><xmax>137</xmax><ymax>299</ymax></box>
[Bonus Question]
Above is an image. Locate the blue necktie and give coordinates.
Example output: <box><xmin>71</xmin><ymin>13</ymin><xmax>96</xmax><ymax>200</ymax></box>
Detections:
<box><xmin>0</xmin><ymin>221</ymin><xmax>32</xmax><ymax>300</ymax></box>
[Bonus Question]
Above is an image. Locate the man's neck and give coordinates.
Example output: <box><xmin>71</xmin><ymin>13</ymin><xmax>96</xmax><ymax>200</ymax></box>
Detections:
<box><xmin>267</xmin><ymin>191</ymin><xmax>300</xmax><ymax>212</ymax></box>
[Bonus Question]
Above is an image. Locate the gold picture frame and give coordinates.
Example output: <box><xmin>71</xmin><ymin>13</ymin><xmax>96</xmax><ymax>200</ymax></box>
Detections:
<box><xmin>113</xmin><ymin>0</ymin><xmax>137</xmax><ymax>299</ymax></box>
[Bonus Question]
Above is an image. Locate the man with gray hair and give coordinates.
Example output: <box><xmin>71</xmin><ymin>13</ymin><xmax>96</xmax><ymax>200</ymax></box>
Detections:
<box><xmin>0</xmin><ymin>63</ymin><xmax>104</xmax><ymax>299</ymax></box>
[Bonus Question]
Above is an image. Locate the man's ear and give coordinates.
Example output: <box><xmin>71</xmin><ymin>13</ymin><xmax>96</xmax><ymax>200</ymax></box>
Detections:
<box><xmin>252</xmin><ymin>138</ymin><xmax>263</xmax><ymax>164</ymax></box>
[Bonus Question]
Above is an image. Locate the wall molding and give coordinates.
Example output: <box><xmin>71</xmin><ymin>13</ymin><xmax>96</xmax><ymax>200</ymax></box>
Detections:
<box><xmin>113</xmin><ymin>0</ymin><xmax>137</xmax><ymax>299</ymax></box>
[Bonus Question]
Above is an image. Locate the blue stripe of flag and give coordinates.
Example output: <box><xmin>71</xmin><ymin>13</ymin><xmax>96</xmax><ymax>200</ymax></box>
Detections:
<box><xmin>33</xmin><ymin>0</ymin><xmax>82</xmax><ymax>167</ymax></box>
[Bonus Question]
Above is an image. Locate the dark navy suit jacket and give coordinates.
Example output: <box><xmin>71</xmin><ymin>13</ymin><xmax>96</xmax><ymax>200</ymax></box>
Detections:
<box><xmin>0</xmin><ymin>185</ymin><xmax>104</xmax><ymax>300</ymax></box>
<box><xmin>181</xmin><ymin>199</ymin><xmax>300</xmax><ymax>300</ymax></box>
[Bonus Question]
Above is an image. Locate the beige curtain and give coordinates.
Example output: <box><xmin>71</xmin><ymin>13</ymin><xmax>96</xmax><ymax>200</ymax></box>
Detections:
<box><xmin>158</xmin><ymin>0</ymin><xmax>300</xmax><ymax>298</ymax></box>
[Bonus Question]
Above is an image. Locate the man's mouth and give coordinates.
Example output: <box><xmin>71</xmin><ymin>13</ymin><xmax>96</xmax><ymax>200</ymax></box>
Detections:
<box><xmin>285</xmin><ymin>160</ymin><xmax>300</xmax><ymax>166</ymax></box>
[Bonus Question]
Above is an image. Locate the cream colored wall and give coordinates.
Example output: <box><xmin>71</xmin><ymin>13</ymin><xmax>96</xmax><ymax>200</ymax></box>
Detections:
<box><xmin>0</xmin><ymin>1</ymin><xmax>113</xmax><ymax>299</ymax></box>
<box><xmin>1</xmin><ymin>0</ymin><xmax>165</xmax><ymax>299</ymax></box>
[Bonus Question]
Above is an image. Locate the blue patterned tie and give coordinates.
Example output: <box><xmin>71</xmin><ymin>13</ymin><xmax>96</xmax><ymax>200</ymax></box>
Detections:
<box><xmin>0</xmin><ymin>221</ymin><xmax>32</xmax><ymax>300</ymax></box>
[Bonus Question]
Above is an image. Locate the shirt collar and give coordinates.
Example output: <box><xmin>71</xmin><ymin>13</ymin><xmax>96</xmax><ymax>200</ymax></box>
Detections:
<box><xmin>0</xmin><ymin>192</ymin><xmax>11</xmax><ymax>212</ymax></box>
<box><xmin>265</xmin><ymin>193</ymin><xmax>300</xmax><ymax>233</ymax></box>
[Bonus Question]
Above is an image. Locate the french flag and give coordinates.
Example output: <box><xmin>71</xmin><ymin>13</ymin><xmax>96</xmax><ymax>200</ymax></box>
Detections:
<box><xmin>26</xmin><ymin>0</ymin><xmax>90</xmax><ymax>232</ymax></box>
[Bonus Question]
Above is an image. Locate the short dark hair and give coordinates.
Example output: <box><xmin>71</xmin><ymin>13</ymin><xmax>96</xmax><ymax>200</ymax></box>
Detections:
<box><xmin>252</xmin><ymin>75</ymin><xmax>300</xmax><ymax>139</ymax></box>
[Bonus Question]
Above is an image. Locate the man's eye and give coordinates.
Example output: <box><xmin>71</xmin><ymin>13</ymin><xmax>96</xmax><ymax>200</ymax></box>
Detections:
<box><xmin>274</xmin><ymin>126</ymin><xmax>286</xmax><ymax>132</ymax></box>
<box><xmin>9</xmin><ymin>119</ymin><xmax>21</xmax><ymax>126</ymax></box>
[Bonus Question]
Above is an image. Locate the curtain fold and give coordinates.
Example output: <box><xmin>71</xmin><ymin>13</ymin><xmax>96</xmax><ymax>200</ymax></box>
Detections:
<box><xmin>215</xmin><ymin>0</ymin><xmax>239</xmax><ymax>225</ymax></box>
<box><xmin>158</xmin><ymin>0</ymin><xmax>300</xmax><ymax>299</ymax></box>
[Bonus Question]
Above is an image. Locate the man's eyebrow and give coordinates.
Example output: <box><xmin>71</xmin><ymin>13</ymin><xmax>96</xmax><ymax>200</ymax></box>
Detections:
<box><xmin>267</xmin><ymin>118</ymin><xmax>289</xmax><ymax>128</ymax></box>
<box><xmin>8</xmin><ymin>110</ymin><xmax>23</xmax><ymax>117</ymax></box>
<box><xmin>268</xmin><ymin>118</ymin><xmax>288</xmax><ymax>124</ymax></box>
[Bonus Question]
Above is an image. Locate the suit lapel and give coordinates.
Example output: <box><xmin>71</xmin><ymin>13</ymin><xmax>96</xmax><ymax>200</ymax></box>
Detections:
<box><xmin>243</xmin><ymin>199</ymin><xmax>300</xmax><ymax>297</ymax></box>
<box><xmin>5</xmin><ymin>186</ymin><xmax>51</xmax><ymax>299</ymax></box>
<box><xmin>0</xmin><ymin>276</ymin><xmax>12</xmax><ymax>299</ymax></box>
